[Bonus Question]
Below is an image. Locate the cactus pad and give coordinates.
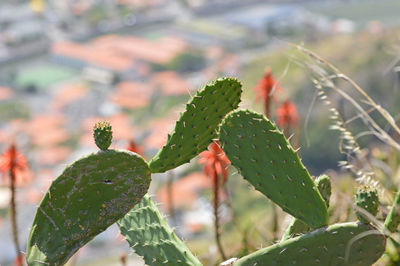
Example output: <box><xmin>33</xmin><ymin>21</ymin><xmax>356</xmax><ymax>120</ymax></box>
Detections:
<box><xmin>26</xmin><ymin>150</ymin><xmax>151</xmax><ymax>265</ymax></box>
<box><xmin>354</xmin><ymin>185</ymin><xmax>379</xmax><ymax>224</ymax></box>
<box><xmin>281</xmin><ymin>174</ymin><xmax>332</xmax><ymax>241</ymax></box>
<box><xmin>235</xmin><ymin>222</ymin><xmax>386</xmax><ymax>266</ymax></box>
<box><xmin>219</xmin><ymin>110</ymin><xmax>328</xmax><ymax>228</ymax></box>
<box><xmin>384</xmin><ymin>190</ymin><xmax>400</xmax><ymax>233</ymax></box>
<box><xmin>118</xmin><ymin>195</ymin><xmax>202</xmax><ymax>266</ymax></box>
<box><xmin>93</xmin><ymin>121</ymin><xmax>112</xmax><ymax>150</ymax></box>
<box><xmin>149</xmin><ymin>77</ymin><xmax>242</xmax><ymax>173</ymax></box>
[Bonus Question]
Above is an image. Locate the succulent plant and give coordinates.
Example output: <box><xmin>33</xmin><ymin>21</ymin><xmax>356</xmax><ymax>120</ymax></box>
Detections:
<box><xmin>26</xmin><ymin>124</ymin><xmax>151</xmax><ymax>265</ymax></box>
<box><xmin>25</xmin><ymin>76</ymin><xmax>389</xmax><ymax>266</ymax></box>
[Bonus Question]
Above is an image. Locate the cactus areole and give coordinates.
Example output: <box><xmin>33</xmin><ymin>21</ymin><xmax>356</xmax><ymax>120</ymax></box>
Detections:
<box><xmin>26</xmin><ymin>123</ymin><xmax>151</xmax><ymax>265</ymax></box>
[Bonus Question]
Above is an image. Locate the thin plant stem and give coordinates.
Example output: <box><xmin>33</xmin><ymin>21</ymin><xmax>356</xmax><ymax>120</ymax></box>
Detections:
<box><xmin>10</xmin><ymin>154</ymin><xmax>20</xmax><ymax>259</ymax></box>
<box><xmin>213</xmin><ymin>168</ymin><xmax>226</xmax><ymax>260</ymax></box>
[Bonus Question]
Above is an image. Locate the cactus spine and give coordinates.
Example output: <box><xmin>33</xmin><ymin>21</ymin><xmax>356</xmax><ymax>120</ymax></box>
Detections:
<box><xmin>118</xmin><ymin>195</ymin><xmax>201</xmax><ymax>266</ymax></box>
<box><xmin>149</xmin><ymin>77</ymin><xmax>242</xmax><ymax>173</ymax></box>
<box><xmin>219</xmin><ymin>110</ymin><xmax>328</xmax><ymax>228</ymax></box>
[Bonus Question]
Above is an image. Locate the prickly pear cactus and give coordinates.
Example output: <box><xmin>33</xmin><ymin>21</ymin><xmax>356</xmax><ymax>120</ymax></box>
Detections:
<box><xmin>235</xmin><ymin>222</ymin><xmax>386</xmax><ymax>266</ymax></box>
<box><xmin>219</xmin><ymin>110</ymin><xmax>328</xmax><ymax>228</ymax></box>
<box><xmin>281</xmin><ymin>175</ymin><xmax>332</xmax><ymax>241</ymax></box>
<box><xmin>118</xmin><ymin>195</ymin><xmax>201</xmax><ymax>266</ymax></box>
<box><xmin>149</xmin><ymin>77</ymin><xmax>242</xmax><ymax>173</ymax></box>
<box><xmin>385</xmin><ymin>190</ymin><xmax>400</xmax><ymax>233</ymax></box>
<box><xmin>354</xmin><ymin>185</ymin><xmax>379</xmax><ymax>224</ymax></box>
<box><xmin>93</xmin><ymin>121</ymin><xmax>112</xmax><ymax>150</ymax></box>
<box><xmin>26</xmin><ymin>124</ymin><xmax>151</xmax><ymax>265</ymax></box>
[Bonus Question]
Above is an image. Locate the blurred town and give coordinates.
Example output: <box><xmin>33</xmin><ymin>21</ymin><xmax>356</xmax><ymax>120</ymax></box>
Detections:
<box><xmin>1</xmin><ymin>0</ymin><xmax>400</xmax><ymax>264</ymax></box>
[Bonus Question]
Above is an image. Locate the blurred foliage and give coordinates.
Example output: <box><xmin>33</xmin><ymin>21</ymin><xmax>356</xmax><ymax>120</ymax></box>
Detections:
<box><xmin>0</xmin><ymin>100</ymin><xmax>30</xmax><ymax>123</ymax></box>
<box><xmin>151</xmin><ymin>50</ymin><xmax>206</xmax><ymax>73</ymax></box>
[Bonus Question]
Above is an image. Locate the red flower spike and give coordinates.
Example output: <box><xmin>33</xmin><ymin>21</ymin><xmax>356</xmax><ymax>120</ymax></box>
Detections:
<box><xmin>198</xmin><ymin>141</ymin><xmax>230</xmax><ymax>185</ymax></box>
<box><xmin>126</xmin><ymin>139</ymin><xmax>143</xmax><ymax>156</ymax></box>
<box><xmin>0</xmin><ymin>144</ymin><xmax>31</xmax><ymax>187</ymax></box>
<box><xmin>254</xmin><ymin>68</ymin><xmax>282</xmax><ymax>117</ymax></box>
<box><xmin>276</xmin><ymin>100</ymin><xmax>299</xmax><ymax>129</ymax></box>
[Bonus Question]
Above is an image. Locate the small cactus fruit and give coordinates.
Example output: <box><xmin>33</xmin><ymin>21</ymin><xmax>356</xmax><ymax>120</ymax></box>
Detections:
<box><xmin>149</xmin><ymin>77</ymin><xmax>242</xmax><ymax>173</ymax></box>
<box><xmin>235</xmin><ymin>222</ymin><xmax>386</xmax><ymax>266</ymax></box>
<box><xmin>219</xmin><ymin>110</ymin><xmax>328</xmax><ymax>228</ymax></box>
<box><xmin>26</xmin><ymin>125</ymin><xmax>151</xmax><ymax>265</ymax></box>
<box><xmin>118</xmin><ymin>195</ymin><xmax>201</xmax><ymax>266</ymax></box>
<box><xmin>384</xmin><ymin>190</ymin><xmax>400</xmax><ymax>233</ymax></box>
<box><xmin>354</xmin><ymin>185</ymin><xmax>379</xmax><ymax>224</ymax></box>
<box><xmin>281</xmin><ymin>174</ymin><xmax>332</xmax><ymax>241</ymax></box>
<box><xmin>93</xmin><ymin>121</ymin><xmax>112</xmax><ymax>150</ymax></box>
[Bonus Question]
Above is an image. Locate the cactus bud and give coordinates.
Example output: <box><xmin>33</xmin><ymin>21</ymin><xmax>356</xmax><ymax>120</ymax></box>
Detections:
<box><xmin>94</xmin><ymin>121</ymin><xmax>112</xmax><ymax>150</ymax></box>
<box><xmin>354</xmin><ymin>185</ymin><xmax>379</xmax><ymax>224</ymax></box>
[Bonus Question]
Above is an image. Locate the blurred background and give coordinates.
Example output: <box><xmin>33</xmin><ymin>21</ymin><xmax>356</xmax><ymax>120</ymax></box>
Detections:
<box><xmin>1</xmin><ymin>0</ymin><xmax>400</xmax><ymax>265</ymax></box>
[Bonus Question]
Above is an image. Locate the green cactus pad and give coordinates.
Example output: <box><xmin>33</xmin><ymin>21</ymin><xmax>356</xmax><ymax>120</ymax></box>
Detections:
<box><xmin>384</xmin><ymin>190</ymin><xmax>400</xmax><ymax>233</ymax></box>
<box><xmin>93</xmin><ymin>121</ymin><xmax>112</xmax><ymax>150</ymax></box>
<box><xmin>26</xmin><ymin>150</ymin><xmax>151</xmax><ymax>265</ymax></box>
<box><xmin>354</xmin><ymin>185</ymin><xmax>379</xmax><ymax>224</ymax></box>
<box><xmin>149</xmin><ymin>77</ymin><xmax>242</xmax><ymax>173</ymax></box>
<box><xmin>118</xmin><ymin>195</ymin><xmax>202</xmax><ymax>266</ymax></box>
<box><xmin>235</xmin><ymin>222</ymin><xmax>386</xmax><ymax>266</ymax></box>
<box><xmin>281</xmin><ymin>174</ymin><xmax>332</xmax><ymax>241</ymax></box>
<box><xmin>219</xmin><ymin>110</ymin><xmax>328</xmax><ymax>228</ymax></box>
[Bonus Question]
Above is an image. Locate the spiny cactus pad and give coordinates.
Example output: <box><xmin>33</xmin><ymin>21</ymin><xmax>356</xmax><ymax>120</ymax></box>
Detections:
<box><xmin>219</xmin><ymin>110</ymin><xmax>328</xmax><ymax>228</ymax></box>
<box><xmin>149</xmin><ymin>77</ymin><xmax>242</xmax><ymax>173</ymax></box>
<box><xmin>118</xmin><ymin>195</ymin><xmax>202</xmax><ymax>266</ymax></box>
<box><xmin>384</xmin><ymin>190</ymin><xmax>400</xmax><ymax>233</ymax></box>
<box><xmin>354</xmin><ymin>185</ymin><xmax>379</xmax><ymax>224</ymax></box>
<box><xmin>93</xmin><ymin>121</ymin><xmax>112</xmax><ymax>150</ymax></box>
<box><xmin>26</xmin><ymin>150</ymin><xmax>151</xmax><ymax>265</ymax></box>
<box><xmin>235</xmin><ymin>222</ymin><xmax>386</xmax><ymax>266</ymax></box>
<box><xmin>281</xmin><ymin>174</ymin><xmax>332</xmax><ymax>241</ymax></box>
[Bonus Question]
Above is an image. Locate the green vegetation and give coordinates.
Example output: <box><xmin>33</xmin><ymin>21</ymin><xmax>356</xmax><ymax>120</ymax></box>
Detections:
<box><xmin>0</xmin><ymin>100</ymin><xmax>30</xmax><ymax>122</ymax></box>
<box><xmin>15</xmin><ymin>64</ymin><xmax>77</xmax><ymax>91</ymax></box>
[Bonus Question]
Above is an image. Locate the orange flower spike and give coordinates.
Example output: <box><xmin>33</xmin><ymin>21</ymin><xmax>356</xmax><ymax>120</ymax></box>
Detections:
<box><xmin>254</xmin><ymin>68</ymin><xmax>282</xmax><ymax>117</ymax></box>
<box><xmin>276</xmin><ymin>100</ymin><xmax>299</xmax><ymax>129</ymax></box>
<box><xmin>126</xmin><ymin>139</ymin><xmax>143</xmax><ymax>156</ymax></box>
<box><xmin>0</xmin><ymin>144</ymin><xmax>30</xmax><ymax>186</ymax></box>
<box><xmin>198</xmin><ymin>141</ymin><xmax>230</xmax><ymax>184</ymax></box>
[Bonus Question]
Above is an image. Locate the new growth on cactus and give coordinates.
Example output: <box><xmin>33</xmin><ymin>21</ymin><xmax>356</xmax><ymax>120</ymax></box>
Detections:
<box><xmin>354</xmin><ymin>185</ymin><xmax>379</xmax><ymax>224</ymax></box>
